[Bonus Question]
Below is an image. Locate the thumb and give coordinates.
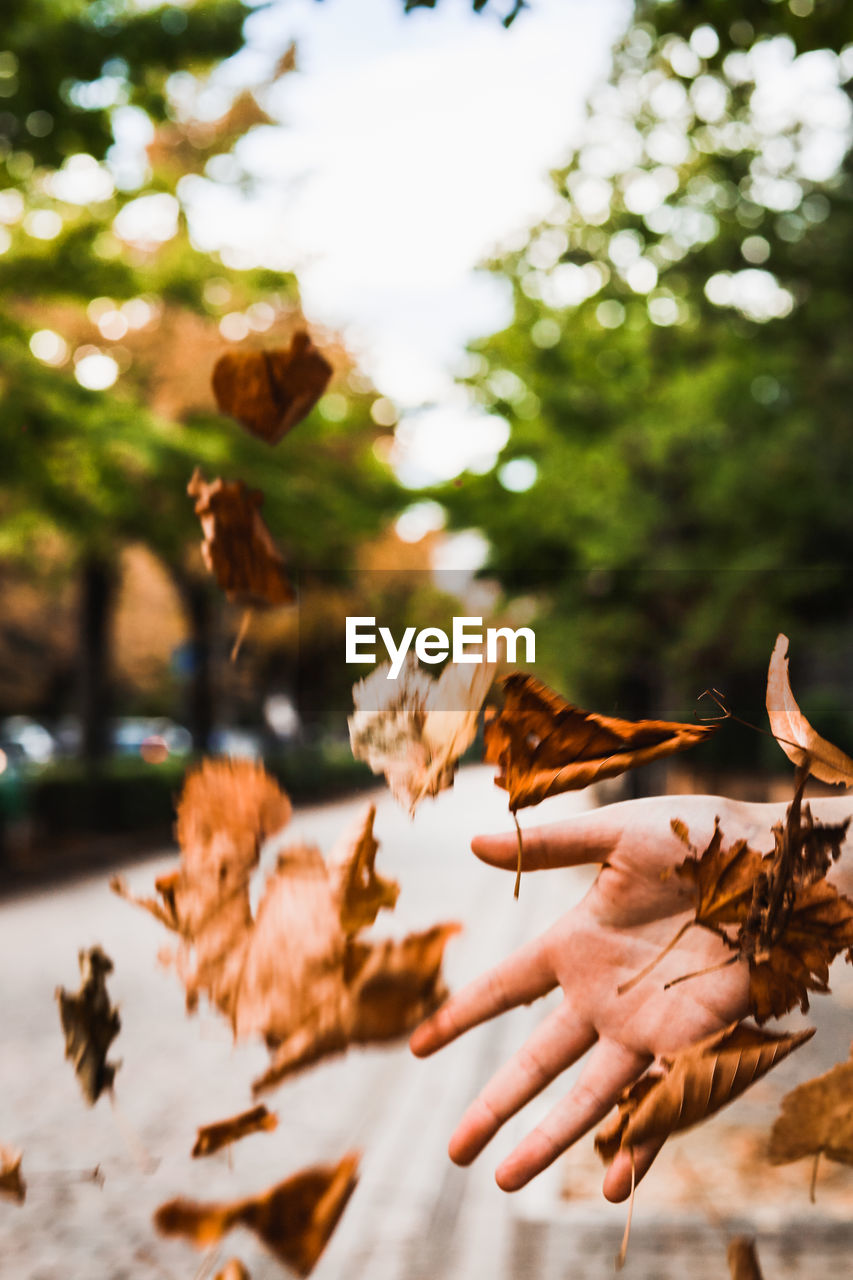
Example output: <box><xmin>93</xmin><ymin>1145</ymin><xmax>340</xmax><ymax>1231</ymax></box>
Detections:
<box><xmin>471</xmin><ymin>812</ymin><xmax>620</xmax><ymax>872</ymax></box>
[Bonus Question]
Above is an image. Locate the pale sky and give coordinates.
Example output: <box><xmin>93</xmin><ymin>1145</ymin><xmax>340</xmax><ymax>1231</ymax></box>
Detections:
<box><xmin>176</xmin><ymin>0</ymin><xmax>630</xmax><ymax>488</ymax></box>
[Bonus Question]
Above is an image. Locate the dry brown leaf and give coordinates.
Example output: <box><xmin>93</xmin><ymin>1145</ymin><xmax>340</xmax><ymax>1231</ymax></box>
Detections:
<box><xmin>674</xmin><ymin>820</ymin><xmax>765</xmax><ymax>931</ymax></box>
<box><xmin>349</xmin><ymin>654</ymin><xmax>495</xmax><ymax>815</ymax></box>
<box><xmin>56</xmin><ymin>947</ymin><xmax>121</xmax><ymax>1105</ymax></box>
<box><xmin>727</xmin><ymin>1237</ymin><xmax>765</xmax><ymax>1280</ymax></box>
<box><xmin>188</xmin><ymin>468</ymin><xmax>295</xmax><ymax>607</ymax></box>
<box><xmin>192</xmin><ymin>1104</ymin><xmax>277</xmax><ymax>1159</ymax></box>
<box><xmin>484</xmin><ymin>673</ymin><xmax>717</xmax><ymax>811</ymax></box>
<box><xmin>155</xmin><ymin>1151</ymin><xmax>358</xmax><ymax>1276</ymax></box>
<box><xmin>595</xmin><ymin>1022</ymin><xmax>813</xmax><ymax>1162</ymax></box>
<box><xmin>766</xmin><ymin>633</ymin><xmax>853</xmax><ymax>785</ymax></box>
<box><xmin>212</xmin><ymin>332</ymin><xmax>333</xmax><ymax>445</ymax></box>
<box><xmin>0</xmin><ymin>1146</ymin><xmax>25</xmax><ymax>1204</ymax></box>
<box><xmin>114</xmin><ymin>777</ymin><xmax>457</xmax><ymax>1091</ymax></box>
<box><xmin>768</xmin><ymin>1047</ymin><xmax>853</xmax><ymax>1173</ymax></box>
<box><xmin>215</xmin><ymin>1262</ymin><xmax>251</xmax><ymax>1280</ymax></box>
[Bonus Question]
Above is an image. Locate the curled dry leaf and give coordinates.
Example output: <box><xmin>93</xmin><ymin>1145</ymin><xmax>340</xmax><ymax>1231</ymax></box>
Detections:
<box><xmin>349</xmin><ymin>654</ymin><xmax>495</xmax><ymax>815</ymax></box>
<box><xmin>673</xmin><ymin>797</ymin><xmax>853</xmax><ymax>1022</ymax></box>
<box><xmin>484</xmin><ymin>673</ymin><xmax>716</xmax><ymax>811</ymax></box>
<box><xmin>727</xmin><ymin>1237</ymin><xmax>765</xmax><ymax>1280</ymax></box>
<box><xmin>768</xmin><ymin>1045</ymin><xmax>853</xmax><ymax>1175</ymax></box>
<box><xmin>0</xmin><ymin>1146</ymin><xmax>25</xmax><ymax>1204</ymax></box>
<box><xmin>188</xmin><ymin>468</ymin><xmax>295</xmax><ymax>607</ymax></box>
<box><xmin>56</xmin><ymin>946</ymin><xmax>121</xmax><ymax>1105</ymax></box>
<box><xmin>766</xmin><ymin>633</ymin><xmax>853</xmax><ymax>785</ymax></box>
<box><xmin>192</xmin><ymin>1104</ymin><xmax>277</xmax><ymax>1159</ymax></box>
<box><xmin>155</xmin><ymin>1151</ymin><xmax>358</xmax><ymax>1277</ymax></box>
<box><xmin>114</xmin><ymin>770</ymin><xmax>457</xmax><ymax>1092</ymax></box>
<box><xmin>212</xmin><ymin>331</ymin><xmax>333</xmax><ymax>445</ymax></box>
<box><xmin>595</xmin><ymin>1022</ymin><xmax>813</xmax><ymax>1164</ymax></box>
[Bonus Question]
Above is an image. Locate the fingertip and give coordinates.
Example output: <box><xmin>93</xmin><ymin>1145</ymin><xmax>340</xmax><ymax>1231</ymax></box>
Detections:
<box><xmin>602</xmin><ymin>1164</ymin><xmax>630</xmax><ymax>1203</ymax></box>
<box><xmin>495</xmin><ymin>1161</ymin><xmax>526</xmax><ymax>1193</ymax></box>
<box><xmin>408</xmin><ymin>1025</ymin><xmax>433</xmax><ymax>1057</ymax></box>
<box><xmin>448</xmin><ymin>1134</ymin><xmax>475</xmax><ymax>1167</ymax></box>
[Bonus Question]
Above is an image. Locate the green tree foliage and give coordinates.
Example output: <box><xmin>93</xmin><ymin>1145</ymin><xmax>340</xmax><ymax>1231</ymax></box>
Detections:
<box><xmin>437</xmin><ymin>0</ymin><xmax>853</xmax><ymax>736</ymax></box>
<box><xmin>0</xmin><ymin>0</ymin><xmax>401</xmax><ymax>752</ymax></box>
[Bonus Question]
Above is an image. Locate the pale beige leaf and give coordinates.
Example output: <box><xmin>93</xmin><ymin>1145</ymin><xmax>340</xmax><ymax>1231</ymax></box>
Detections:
<box><xmin>766</xmin><ymin>633</ymin><xmax>853</xmax><ymax>785</ymax></box>
<box><xmin>348</xmin><ymin>654</ymin><xmax>495</xmax><ymax>815</ymax></box>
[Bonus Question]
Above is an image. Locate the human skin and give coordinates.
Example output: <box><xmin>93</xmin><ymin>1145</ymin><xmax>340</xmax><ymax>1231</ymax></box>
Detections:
<box><xmin>410</xmin><ymin>793</ymin><xmax>853</xmax><ymax>1201</ymax></box>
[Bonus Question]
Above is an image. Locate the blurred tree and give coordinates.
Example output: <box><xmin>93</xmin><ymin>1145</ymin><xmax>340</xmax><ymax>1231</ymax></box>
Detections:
<box><xmin>0</xmin><ymin>0</ymin><xmax>400</xmax><ymax>757</ymax></box>
<box><xmin>436</xmin><ymin>0</ymin><xmax>853</xmax><ymax>751</ymax></box>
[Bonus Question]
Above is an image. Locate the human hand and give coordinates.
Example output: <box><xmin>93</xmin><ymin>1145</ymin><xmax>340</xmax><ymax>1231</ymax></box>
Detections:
<box><xmin>410</xmin><ymin>794</ymin><xmax>799</xmax><ymax>1202</ymax></box>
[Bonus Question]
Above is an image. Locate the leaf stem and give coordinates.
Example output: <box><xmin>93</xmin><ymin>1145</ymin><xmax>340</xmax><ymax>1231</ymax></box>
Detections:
<box><xmin>230</xmin><ymin>607</ymin><xmax>253</xmax><ymax>663</ymax></box>
<box><xmin>616</xmin><ymin>1148</ymin><xmax>636</xmax><ymax>1271</ymax></box>
<box><xmin>809</xmin><ymin>1149</ymin><xmax>821</xmax><ymax>1204</ymax></box>
<box><xmin>513</xmin><ymin>812</ymin><xmax>523</xmax><ymax>900</ymax></box>
<box><xmin>662</xmin><ymin>954</ymin><xmax>738</xmax><ymax>990</ymax></box>
<box><xmin>617</xmin><ymin>918</ymin><xmax>694</xmax><ymax>996</ymax></box>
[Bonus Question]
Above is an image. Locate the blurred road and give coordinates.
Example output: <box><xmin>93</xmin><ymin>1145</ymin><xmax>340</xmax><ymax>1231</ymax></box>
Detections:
<box><xmin>1</xmin><ymin>765</ymin><xmax>853</xmax><ymax>1279</ymax></box>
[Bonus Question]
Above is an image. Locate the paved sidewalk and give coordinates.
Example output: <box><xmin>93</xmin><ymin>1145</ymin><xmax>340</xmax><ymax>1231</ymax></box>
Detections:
<box><xmin>1</xmin><ymin>766</ymin><xmax>852</xmax><ymax>1279</ymax></box>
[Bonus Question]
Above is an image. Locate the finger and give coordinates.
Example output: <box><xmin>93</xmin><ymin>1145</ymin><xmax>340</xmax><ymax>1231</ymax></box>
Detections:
<box><xmin>449</xmin><ymin>1000</ymin><xmax>596</xmax><ymax>1165</ymax></box>
<box><xmin>409</xmin><ymin>936</ymin><xmax>556</xmax><ymax>1058</ymax></box>
<box><xmin>472</xmin><ymin>812</ymin><xmax>624</xmax><ymax>873</ymax></box>
<box><xmin>602</xmin><ymin>1138</ymin><xmax>664</xmax><ymax>1203</ymax></box>
<box><xmin>495</xmin><ymin>1037</ymin><xmax>651</xmax><ymax>1191</ymax></box>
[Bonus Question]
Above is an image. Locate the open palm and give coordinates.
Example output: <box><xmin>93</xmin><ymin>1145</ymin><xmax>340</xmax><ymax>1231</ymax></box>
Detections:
<box><xmin>410</xmin><ymin>794</ymin><xmax>799</xmax><ymax>1201</ymax></box>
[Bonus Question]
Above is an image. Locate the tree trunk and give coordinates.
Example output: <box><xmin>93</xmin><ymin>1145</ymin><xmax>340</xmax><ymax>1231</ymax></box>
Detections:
<box><xmin>79</xmin><ymin>555</ymin><xmax>116</xmax><ymax>765</ymax></box>
<box><xmin>176</xmin><ymin>573</ymin><xmax>215</xmax><ymax>754</ymax></box>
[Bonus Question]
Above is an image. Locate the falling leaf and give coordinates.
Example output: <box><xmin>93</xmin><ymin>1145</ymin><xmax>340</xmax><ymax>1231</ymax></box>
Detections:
<box><xmin>674</xmin><ymin>819</ymin><xmax>766</xmax><ymax>932</ymax></box>
<box><xmin>727</xmin><ymin>1237</ymin><xmax>765</xmax><ymax>1280</ymax></box>
<box><xmin>192</xmin><ymin>1105</ymin><xmax>278</xmax><ymax>1159</ymax></box>
<box><xmin>188</xmin><ymin>468</ymin><xmax>295</xmax><ymax>607</ymax></box>
<box><xmin>114</xmin><ymin>775</ymin><xmax>458</xmax><ymax>1091</ymax></box>
<box><xmin>595</xmin><ymin>1023</ymin><xmax>813</xmax><ymax>1163</ymax></box>
<box><xmin>212</xmin><ymin>332</ymin><xmax>332</xmax><ymax>445</ymax></box>
<box><xmin>56</xmin><ymin>946</ymin><xmax>121</xmax><ymax>1105</ymax></box>
<box><xmin>349</xmin><ymin>654</ymin><xmax>495</xmax><ymax>815</ymax></box>
<box><xmin>0</xmin><ymin>1146</ymin><xmax>25</xmax><ymax>1204</ymax></box>
<box><xmin>766</xmin><ymin>633</ymin><xmax>853</xmax><ymax>785</ymax></box>
<box><xmin>215</xmin><ymin>1263</ymin><xmax>251</xmax><ymax>1280</ymax></box>
<box><xmin>768</xmin><ymin>1045</ymin><xmax>853</xmax><ymax>1185</ymax></box>
<box><xmin>484</xmin><ymin>673</ymin><xmax>717</xmax><ymax>811</ymax></box>
<box><xmin>155</xmin><ymin>1151</ymin><xmax>358</xmax><ymax>1277</ymax></box>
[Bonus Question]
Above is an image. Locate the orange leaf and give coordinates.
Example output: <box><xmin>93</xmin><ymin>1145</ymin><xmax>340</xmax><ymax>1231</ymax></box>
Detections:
<box><xmin>188</xmin><ymin>468</ymin><xmax>295</xmax><ymax>607</ymax></box>
<box><xmin>485</xmin><ymin>673</ymin><xmax>716</xmax><ymax>811</ymax></box>
<box><xmin>768</xmin><ymin>1046</ymin><xmax>853</xmax><ymax>1170</ymax></box>
<box><xmin>192</xmin><ymin>1104</ymin><xmax>277</xmax><ymax>1159</ymax></box>
<box><xmin>766</xmin><ymin>633</ymin><xmax>853</xmax><ymax>785</ymax></box>
<box><xmin>0</xmin><ymin>1146</ymin><xmax>25</xmax><ymax>1205</ymax></box>
<box><xmin>155</xmin><ymin>1151</ymin><xmax>359</xmax><ymax>1276</ymax></box>
<box><xmin>114</xmin><ymin>776</ymin><xmax>457</xmax><ymax>1091</ymax></box>
<box><xmin>212</xmin><ymin>332</ymin><xmax>332</xmax><ymax>445</ymax></box>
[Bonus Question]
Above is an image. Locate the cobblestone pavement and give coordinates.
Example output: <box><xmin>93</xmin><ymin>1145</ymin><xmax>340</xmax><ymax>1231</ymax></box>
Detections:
<box><xmin>1</xmin><ymin>766</ymin><xmax>852</xmax><ymax>1279</ymax></box>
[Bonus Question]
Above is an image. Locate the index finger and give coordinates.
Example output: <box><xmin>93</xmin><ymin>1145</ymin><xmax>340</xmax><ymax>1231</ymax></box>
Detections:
<box><xmin>410</xmin><ymin>934</ymin><xmax>555</xmax><ymax>1057</ymax></box>
<box><xmin>472</xmin><ymin>812</ymin><xmax>624</xmax><ymax>872</ymax></box>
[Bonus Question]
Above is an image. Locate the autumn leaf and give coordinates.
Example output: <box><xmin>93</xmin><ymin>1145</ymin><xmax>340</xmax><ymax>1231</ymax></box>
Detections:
<box><xmin>349</xmin><ymin>653</ymin><xmax>495</xmax><ymax>815</ymax></box>
<box><xmin>212</xmin><ymin>332</ymin><xmax>333</xmax><ymax>445</ymax></box>
<box><xmin>114</xmin><ymin>773</ymin><xmax>458</xmax><ymax>1091</ymax></box>
<box><xmin>188</xmin><ymin>468</ymin><xmax>295</xmax><ymax>607</ymax></box>
<box><xmin>215</xmin><ymin>1262</ymin><xmax>251</xmax><ymax>1280</ymax></box>
<box><xmin>155</xmin><ymin>1151</ymin><xmax>359</xmax><ymax>1277</ymax></box>
<box><xmin>0</xmin><ymin>1146</ymin><xmax>25</xmax><ymax>1205</ymax></box>
<box><xmin>674</xmin><ymin>819</ymin><xmax>766</xmax><ymax>931</ymax></box>
<box><xmin>595</xmin><ymin>1022</ymin><xmax>813</xmax><ymax>1163</ymax></box>
<box><xmin>727</xmin><ymin>1237</ymin><xmax>765</xmax><ymax>1280</ymax></box>
<box><xmin>766</xmin><ymin>633</ymin><xmax>853</xmax><ymax>785</ymax></box>
<box><xmin>768</xmin><ymin>1044</ymin><xmax>853</xmax><ymax>1200</ymax></box>
<box><xmin>56</xmin><ymin>946</ymin><xmax>121</xmax><ymax>1105</ymax></box>
<box><xmin>484</xmin><ymin>673</ymin><xmax>717</xmax><ymax>811</ymax></box>
<box><xmin>192</xmin><ymin>1105</ymin><xmax>277</xmax><ymax>1159</ymax></box>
